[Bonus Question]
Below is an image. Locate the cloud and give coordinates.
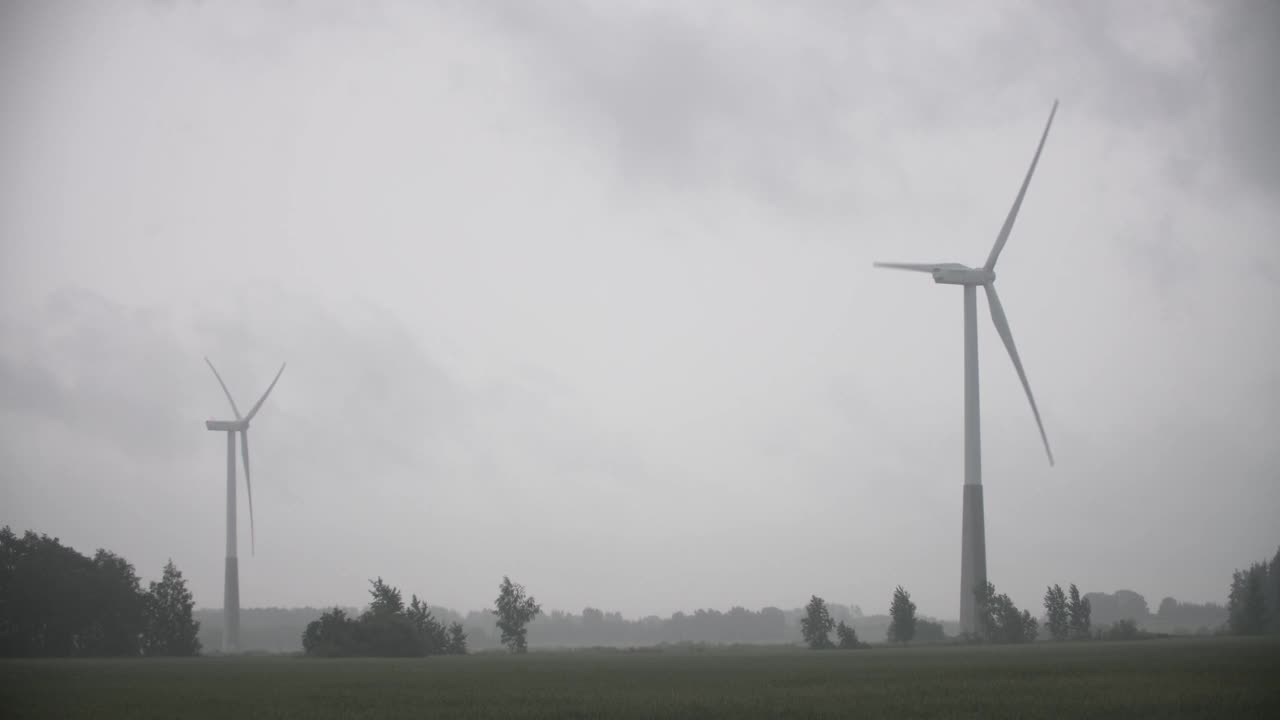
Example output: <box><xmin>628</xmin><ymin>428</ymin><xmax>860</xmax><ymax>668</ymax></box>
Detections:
<box><xmin>0</xmin><ymin>289</ymin><xmax>195</xmax><ymax>461</ymax></box>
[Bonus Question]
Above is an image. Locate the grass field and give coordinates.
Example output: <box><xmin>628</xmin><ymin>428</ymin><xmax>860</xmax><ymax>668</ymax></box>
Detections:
<box><xmin>3</xmin><ymin>637</ymin><xmax>1278</xmax><ymax>718</ymax></box>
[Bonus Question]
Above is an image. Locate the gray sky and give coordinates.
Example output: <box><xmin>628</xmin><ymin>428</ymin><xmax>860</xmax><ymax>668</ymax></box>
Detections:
<box><xmin>1</xmin><ymin>0</ymin><xmax>1277</xmax><ymax>620</ymax></box>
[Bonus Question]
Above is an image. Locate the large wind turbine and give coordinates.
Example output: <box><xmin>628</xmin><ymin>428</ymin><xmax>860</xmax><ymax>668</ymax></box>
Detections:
<box><xmin>874</xmin><ymin>101</ymin><xmax>1058</xmax><ymax>634</ymax></box>
<box><xmin>204</xmin><ymin>358</ymin><xmax>285</xmax><ymax>653</ymax></box>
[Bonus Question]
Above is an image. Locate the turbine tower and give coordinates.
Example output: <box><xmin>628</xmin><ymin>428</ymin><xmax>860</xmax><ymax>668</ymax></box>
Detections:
<box><xmin>204</xmin><ymin>358</ymin><xmax>285</xmax><ymax>653</ymax></box>
<box><xmin>874</xmin><ymin>101</ymin><xmax>1058</xmax><ymax>634</ymax></box>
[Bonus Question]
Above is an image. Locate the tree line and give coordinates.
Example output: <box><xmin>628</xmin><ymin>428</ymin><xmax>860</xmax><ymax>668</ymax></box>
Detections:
<box><xmin>800</xmin><ymin>581</ymin><xmax>1090</xmax><ymax>648</ymax></box>
<box><xmin>0</xmin><ymin>527</ymin><xmax>200</xmax><ymax>657</ymax></box>
<box><xmin>800</xmin><ymin>587</ymin><xmax>948</xmax><ymax>648</ymax></box>
<box><xmin>302</xmin><ymin>575</ymin><xmax>542</xmax><ymax>656</ymax></box>
<box><xmin>5</xmin><ymin>524</ymin><xmax>1273</xmax><ymax>656</ymax></box>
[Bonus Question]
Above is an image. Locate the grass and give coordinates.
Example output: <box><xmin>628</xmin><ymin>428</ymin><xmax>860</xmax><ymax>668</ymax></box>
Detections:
<box><xmin>2</xmin><ymin>636</ymin><xmax>1278</xmax><ymax>718</ymax></box>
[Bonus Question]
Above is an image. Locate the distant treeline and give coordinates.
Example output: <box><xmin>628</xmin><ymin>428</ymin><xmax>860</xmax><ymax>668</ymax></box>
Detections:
<box><xmin>1082</xmin><ymin>590</ymin><xmax>1228</xmax><ymax>634</ymax></box>
<box><xmin>198</xmin><ymin>603</ymin><xmax>956</xmax><ymax>654</ymax></box>
<box><xmin>5</xmin><ymin>524</ymin><xmax>1275</xmax><ymax>657</ymax></box>
<box><xmin>198</xmin><ymin>590</ymin><xmax>1240</xmax><ymax>654</ymax></box>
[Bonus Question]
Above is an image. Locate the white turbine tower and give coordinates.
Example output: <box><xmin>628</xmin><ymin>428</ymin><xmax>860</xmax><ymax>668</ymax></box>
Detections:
<box><xmin>874</xmin><ymin>100</ymin><xmax>1058</xmax><ymax>634</ymax></box>
<box><xmin>204</xmin><ymin>358</ymin><xmax>285</xmax><ymax>654</ymax></box>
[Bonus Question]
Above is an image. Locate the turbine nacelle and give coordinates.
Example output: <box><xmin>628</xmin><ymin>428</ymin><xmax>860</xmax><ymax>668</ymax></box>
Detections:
<box><xmin>206</xmin><ymin>419</ymin><xmax>247</xmax><ymax>432</ymax></box>
<box><xmin>872</xmin><ymin>262</ymin><xmax>995</xmax><ymax>286</ymax></box>
<box><xmin>933</xmin><ymin>266</ymin><xmax>994</xmax><ymax>286</ymax></box>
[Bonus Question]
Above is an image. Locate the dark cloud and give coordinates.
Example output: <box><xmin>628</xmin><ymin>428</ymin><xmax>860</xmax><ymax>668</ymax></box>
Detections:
<box><xmin>457</xmin><ymin>0</ymin><xmax>1276</xmax><ymax>204</ymax></box>
<box><xmin>0</xmin><ymin>289</ymin><xmax>195</xmax><ymax>461</ymax></box>
<box><xmin>1205</xmin><ymin>0</ymin><xmax>1280</xmax><ymax>192</ymax></box>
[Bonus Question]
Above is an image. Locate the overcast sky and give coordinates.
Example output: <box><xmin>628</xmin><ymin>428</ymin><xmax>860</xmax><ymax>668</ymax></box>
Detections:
<box><xmin>2</xmin><ymin>0</ymin><xmax>1277</xmax><ymax>620</ymax></box>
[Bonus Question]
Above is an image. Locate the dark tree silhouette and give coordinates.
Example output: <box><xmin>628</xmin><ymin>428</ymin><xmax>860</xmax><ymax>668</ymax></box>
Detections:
<box><xmin>1228</xmin><ymin>561</ymin><xmax>1270</xmax><ymax>635</ymax></box>
<box><xmin>142</xmin><ymin>560</ymin><xmax>201</xmax><ymax>656</ymax></box>
<box><xmin>1067</xmin><ymin>583</ymin><xmax>1092</xmax><ymax>640</ymax></box>
<box><xmin>835</xmin><ymin>621</ymin><xmax>860</xmax><ymax>649</ymax></box>
<box><xmin>1043</xmin><ymin>584</ymin><xmax>1069</xmax><ymax>641</ymax></box>
<box><xmin>493</xmin><ymin>576</ymin><xmax>541</xmax><ymax>653</ymax></box>
<box><xmin>301</xmin><ymin>579</ymin><xmax>465</xmax><ymax>657</ymax></box>
<box><xmin>974</xmin><ymin>581</ymin><xmax>1037</xmax><ymax>644</ymax></box>
<box><xmin>889</xmin><ymin>586</ymin><xmax>917</xmax><ymax>644</ymax></box>
<box><xmin>800</xmin><ymin>595</ymin><xmax>834</xmax><ymax>649</ymax></box>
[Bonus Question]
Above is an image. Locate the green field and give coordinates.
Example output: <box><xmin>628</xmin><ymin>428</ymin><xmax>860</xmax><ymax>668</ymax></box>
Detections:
<box><xmin>3</xmin><ymin>637</ymin><xmax>1278</xmax><ymax>719</ymax></box>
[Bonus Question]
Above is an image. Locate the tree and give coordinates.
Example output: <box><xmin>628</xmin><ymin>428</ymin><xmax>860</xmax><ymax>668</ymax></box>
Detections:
<box><xmin>836</xmin><ymin>621</ymin><xmax>859</xmax><ymax>649</ymax></box>
<box><xmin>1067</xmin><ymin>583</ymin><xmax>1091</xmax><ymax>640</ymax></box>
<box><xmin>1228</xmin><ymin>561</ymin><xmax>1269</xmax><ymax>635</ymax></box>
<box><xmin>302</xmin><ymin>608</ymin><xmax>360</xmax><ymax>657</ymax></box>
<box><xmin>142</xmin><ymin>560</ymin><xmax>201</xmax><ymax>656</ymax></box>
<box><xmin>493</xmin><ymin>576</ymin><xmax>541</xmax><ymax>653</ymax></box>
<box><xmin>82</xmin><ymin>550</ymin><xmax>146</xmax><ymax>656</ymax></box>
<box><xmin>888</xmin><ymin>585</ymin><xmax>917</xmax><ymax>644</ymax></box>
<box><xmin>973</xmin><ymin>581</ymin><xmax>998</xmax><ymax>642</ymax></box>
<box><xmin>800</xmin><ymin>595</ymin><xmax>834</xmax><ymax>649</ymax></box>
<box><xmin>1103</xmin><ymin>618</ymin><xmax>1142</xmax><ymax>641</ymax></box>
<box><xmin>914</xmin><ymin>618</ymin><xmax>948</xmax><ymax>644</ymax></box>
<box><xmin>367</xmin><ymin>577</ymin><xmax>404</xmax><ymax>617</ymax></box>
<box><xmin>1084</xmin><ymin>590</ymin><xmax>1150</xmax><ymax>626</ymax></box>
<box><xmin>1018</xmin><ymin>609</ymin><xmax>1040</xmax><ymax>642</ymax></box>
<box><xmin>1043</xmin><ymin>584</ymin><xmax>1069</xmax><ymax>641</ymax></box>
<box><xmin>1270</xmin><ymin>546</ymin><xmax>1280</xmax><ymax>634</ymax></box>
<box><xmin>974</xmin><ymin>581</ymin><xmax>1037</xmax><ymax>644</ymax></box>
<box><xmin>0</xmin><ymin>529</ymin><xmax>98</xmax><ymax>656</ymax></box>
<box><xmin>446</xmin><ymin>622</ymin><xmax>468</xmax><ymax>654</ymax></box>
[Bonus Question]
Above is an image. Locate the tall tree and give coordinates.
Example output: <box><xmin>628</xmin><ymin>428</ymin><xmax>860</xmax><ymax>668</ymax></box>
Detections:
<box><xmin>493</xmin><ymin>576</ymin><xmax>541</xmax><ymax>653</ymax></box>
<box><xmin>406</xmin><ymin>594</ymin><xmax>448</xmax><ymax>655</ymax></box>
<box><xmin>800</xmin><ymin>595</ymin><xmax>834</xmax><ymax>649</ymax></box>
<box><xmin>142</xmin><ymin>560</ymin><xmax>201</xmax><ymax>656</ymax></box>
<box><xmin>835</xmin><ymin>621</ymin><xmax>859</xmax><ymax>649</ymax></box>
<box><xmin>1268</xmin><ymin>546</ymin><xmax>1280</xmax><ymax>634</ymax></box>
<box><xmin>83</xmin><ymin>550</ymin><xmax>146</xmax><ymax>656</ymax></box>
<box><xmin>1228</xmin><ymin>561</ymin><xmax>1269</xmax><ymax>635</ymax></box>
<box><xmin>367</xmin><ymin>577</ymin><xmax>404</xmax><ymax>617</ymax></box>
<box><xmin>446</xmin><ymin>622</ymin><xmax>468</xmax><ymax>655</ymax></box>
<box><xmin>975</xmin><ymin>581</ymin><xmax>1037</xmax><ymax>643</ymax></box>
<box><xmin>1066</xmin><ymin>583</ymin><xmax>1091</xmax><ymax>640</ymax></box>
<box><xmin>358</xmin><ymin>579</ymin><xmax>420</xmax><ymax>657</ymax></box>
<box><xmin>888</xmin><ymin>586</ymin><xmax>917</xmax><ymax>644</ymax></box>
<box><xmin>1043</xmin><ymin>584</ymin><xmax>1069</xmax><ymax>641</ymax></box>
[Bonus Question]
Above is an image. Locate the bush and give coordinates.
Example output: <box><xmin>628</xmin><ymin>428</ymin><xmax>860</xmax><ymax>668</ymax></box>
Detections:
<box><xmin>301</xmin><ymin>579</ymin><xmax>465</xmax><ymax>658</ymax></box>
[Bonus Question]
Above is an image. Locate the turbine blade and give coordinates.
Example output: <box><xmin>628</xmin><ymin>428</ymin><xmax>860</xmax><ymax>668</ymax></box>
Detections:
<box><xmin>984</xmin><ymin>99</ymin><xmax>1058</xmax><ymax>271</ymax></box>
<box><xmin>240</xmin><ymin>429</ymin><xmax>255</xmax><ymax>556</ymax></box>
<box><xmin>205</xmin><ymin>357</ymin><xmax>242</xmax><ymax>420</ymax></box>
<box><xmin>873</xmin><ymin>262</ymin><xmax>943</xmax><ymax>273</ymax></box>
<box><xmin>245</xmin><ymin>363</ymin><xmax>286</xmax><ymax>421</ymax></box>
<box><xmin>984</xmin><ymin>284</ymin><xmax>1054</xmax><ymax>466</ymax></box>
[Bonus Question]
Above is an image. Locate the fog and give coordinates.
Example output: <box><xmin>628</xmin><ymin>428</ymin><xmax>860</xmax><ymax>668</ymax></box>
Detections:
<box><xmin>1</xmin><ymin>0</ymin><xmax>1277</xmax><ymax>621</ymax></box>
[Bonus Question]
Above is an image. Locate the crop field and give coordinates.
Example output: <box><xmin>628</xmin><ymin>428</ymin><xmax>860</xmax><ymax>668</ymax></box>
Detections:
<box><xmin>3</xmin><ymin>637</ymin><xmax>1278</xmax><ymax>719</ymax></box>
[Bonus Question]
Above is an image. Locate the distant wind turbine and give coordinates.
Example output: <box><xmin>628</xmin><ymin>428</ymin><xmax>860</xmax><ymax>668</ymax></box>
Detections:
<box><xmin>874</xmin><ymin>100</ymin><xmax>1058</xmax><ymax>634</ymax></box>
<box><xmin>204</xmin><ymin>357</ymin><xmax>285</xmax><ymax>654</ymax></box>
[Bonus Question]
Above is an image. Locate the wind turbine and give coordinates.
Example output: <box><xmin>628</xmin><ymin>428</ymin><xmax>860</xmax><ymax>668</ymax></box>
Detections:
<box><xmin>204</xmin><ymin>357</ymin><xmax>285</xmax><ymax>653</ymax></box>
<box><xmin>874</xmin><ymin>100</ymin><xmax>1058</xmax><ymax>634</ymax></box>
